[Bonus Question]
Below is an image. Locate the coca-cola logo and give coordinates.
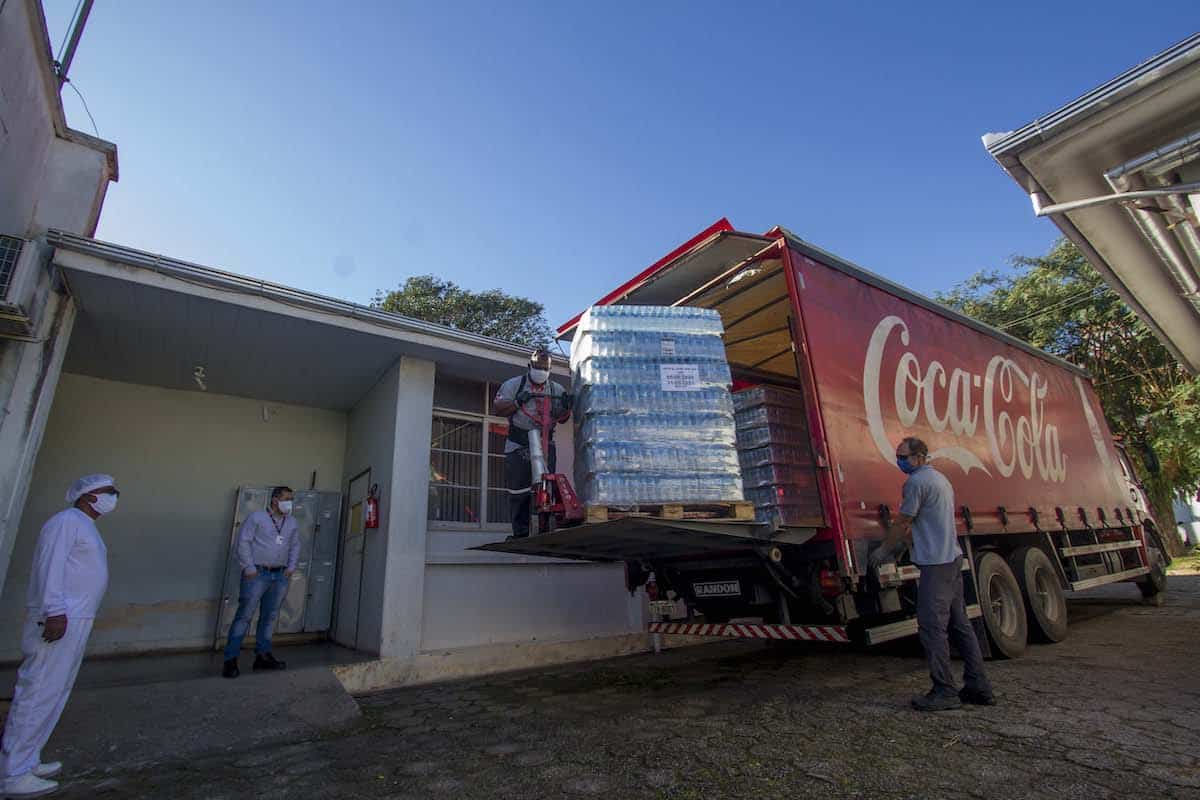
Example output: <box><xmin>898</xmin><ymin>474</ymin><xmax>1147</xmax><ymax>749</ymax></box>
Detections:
<box><xmin>862</xmin><ymin>315</ymin><xmax>1070</xmax><ymax>482</ymax></box>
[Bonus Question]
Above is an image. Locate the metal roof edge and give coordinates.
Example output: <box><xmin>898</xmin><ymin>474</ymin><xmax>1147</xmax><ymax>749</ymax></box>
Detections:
<box><xmin>46</xmin><ymin>230</ymin><xmax>552</xmax><ymax>364</ymax></box>
<box><xmin>984</xmin><ymin>32</ymin><xmax>1200</xmax><ymax>160</ymax></box>
<box><xmin>778</xmin><ymin>229</ymin><xmax>1092</xmax><ymax>379</ymax></box>
<box><xmin>555</xmin><ymin>218</ymin><xmax>741</xmax><ymax>337</ymax></box>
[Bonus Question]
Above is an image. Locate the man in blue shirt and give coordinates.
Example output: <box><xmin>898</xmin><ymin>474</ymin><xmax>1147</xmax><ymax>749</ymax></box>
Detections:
<box><xmin>222</xmin><ymin>486</ymin><xmax>300</xmax><ymax>678</ymax></box>
<box><xmin>873</xmin><ymin>437</ymin><xmax>994</xmax><ymax>711</ymax></box>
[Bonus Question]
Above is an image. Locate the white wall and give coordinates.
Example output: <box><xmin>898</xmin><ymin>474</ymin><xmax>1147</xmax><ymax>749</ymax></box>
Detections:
<box><xmin>0</xmin><ymin>374</ymin><xmax>347</xmax><ymax>659</ymax></box>
<box><xmin>420</xmin><ymin>380</ymin><xmax>644</xmax><ymax>652</ymax></box>
<box><xmin>0</xmin><ymin>0</ymin><xmax>56</xmax><ymax>239</ymax></box>
<box><xmin>381</xmin><ymin>358</ymin><xmax>436</xmax><ymax>657</ymax></box>
<box><xmin>30</xmin><ymin>137</ymin><xmax>112</xmax><ymax>236</ymax></box>
<box><xmin>0</xmin><ymin>0</ymin><xmax>117</xmax><ymax>615</ymax></box>
<box><xmin>0</xmin><ymin>279</ymin><xmax>74</xmax><ymax>601</ymax></box>
<box><xmin>342</xmin><ymin>357</ymin><xmax>435</xmax><ymax>658</ymax></box>
<box><xmin>1176</xmin><ymin>493</ymin><xmax>1200</xmax><ymax>547</ymax></box>
<box><xmin>420</xmin><ymin>563</ymin><xmax>641</xmax><ymax>651</ymax></box>
<box><xmin>343</xmin><ymin>361</ymin><xmax>399</xmax><ymax>655</ymax></box>
<box><xmin>0</xmin><ymin>0</ymin><xmax>113</xmax><ymax>240</ymax></box>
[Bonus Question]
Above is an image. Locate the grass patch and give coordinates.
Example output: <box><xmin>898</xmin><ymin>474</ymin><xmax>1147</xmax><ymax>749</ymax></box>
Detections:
<box><xmin>1167</xmin><ymin>546</ymin><xmax>1200</xmax><ymax>573</ymax></box>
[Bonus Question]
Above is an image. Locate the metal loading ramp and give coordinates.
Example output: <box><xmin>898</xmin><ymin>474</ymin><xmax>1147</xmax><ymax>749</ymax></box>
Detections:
<box><xmin>471</xmin><ymin>518</ymin><xmax>784</xmax><ymax>562</ymax></box>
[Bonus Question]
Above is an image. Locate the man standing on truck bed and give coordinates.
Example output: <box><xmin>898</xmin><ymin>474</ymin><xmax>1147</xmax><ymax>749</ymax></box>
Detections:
<box><xmin>874</xmin><ymin>436</ymin><xmax>994</xmax><ymax>711</ymax></box>
<box><xmin>492</xmin><ymin>348</ymin><xmax>572</xmax><ymax>538</ymax></box>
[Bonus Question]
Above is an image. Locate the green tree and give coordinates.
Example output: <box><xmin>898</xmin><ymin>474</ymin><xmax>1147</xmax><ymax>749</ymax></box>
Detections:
<box><xmin>372</xmin><ymin>275</ymin><xmax>553</xmax><ymax>348</ymax></box>
<box><xmin>937</xmin><ymin>238</ymin><xmax>1200</xmax><ymax>554</ymax></box>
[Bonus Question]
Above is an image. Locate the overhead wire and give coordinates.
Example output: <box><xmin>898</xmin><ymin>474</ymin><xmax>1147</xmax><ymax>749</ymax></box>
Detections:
<box><xmin>997</xmin><ymin>285</ymin><xmax>1109</xmax><ymax>330</ymax></box>
<box><xmin>1093</xmin><ymin>363</ymin><xmax>1178</xmax><ymax>389</ymax></box>
<box><xmin>63</xmin><ymin>79</ymin><xmax>99</xmax><ymax>136</ymax></box>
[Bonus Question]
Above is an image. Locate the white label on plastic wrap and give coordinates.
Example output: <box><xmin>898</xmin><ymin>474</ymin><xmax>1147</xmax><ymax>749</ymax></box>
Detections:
<box><xmin>660</xmin><ymin>364</ymin><xmax>700</xmax><ymax>391</ymax></box>
<box><xmin>660</xmin><ymin>337</ymin><xmax>676</xmax><ymax>356</ymax></box>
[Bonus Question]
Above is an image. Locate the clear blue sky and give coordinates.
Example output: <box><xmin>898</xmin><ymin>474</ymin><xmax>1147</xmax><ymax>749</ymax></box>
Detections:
<box><xmin>44</xmin><ymin>1</ymin><xmax>1197</xmax><ymax>333</ymax></box>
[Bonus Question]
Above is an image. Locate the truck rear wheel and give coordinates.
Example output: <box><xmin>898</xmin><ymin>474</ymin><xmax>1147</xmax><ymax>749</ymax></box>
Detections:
<box><xmin>1136</xmin><ymin>523</ymin><xmax>1169</xmax><ymax>602</ymax></box>
<box><xmin>976</xmin><ymin>551</ymin><xmax>1028</xmax><ymax>659</ymax></box>
<box><xmin>1008</xmin><ymin>546</ymin><xmax>1068</xmax><ymax>643</ymax></box>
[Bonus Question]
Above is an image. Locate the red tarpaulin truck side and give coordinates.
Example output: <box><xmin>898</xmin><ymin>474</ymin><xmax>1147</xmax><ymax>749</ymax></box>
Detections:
<box><xmin>482</xmin><ymin>221</ymin><xmax>1169</xmax><ymax>657</ymax></box>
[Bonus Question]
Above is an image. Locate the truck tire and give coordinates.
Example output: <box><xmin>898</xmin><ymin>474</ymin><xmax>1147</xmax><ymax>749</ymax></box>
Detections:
<box><xmin>1008</xmin><ymin>546</ymin><xmax>1068</xmax><ymax>643</ymax></box>
<box><xmin>1136</xmin><ymin>523</ymin><xmax>1169</xmax><ymax>601</ymax></box>
<box><xmin>975</xmin><ymin>551</ymin><xmax>1028</xmax><ymax>659</ymax></box>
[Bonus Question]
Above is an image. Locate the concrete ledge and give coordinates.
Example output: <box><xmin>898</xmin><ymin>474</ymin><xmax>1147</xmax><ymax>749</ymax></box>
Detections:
<box><xmin>333</xmin><ymin>632</ymin><xmax>715</xmax><ymax>694</ymax></box>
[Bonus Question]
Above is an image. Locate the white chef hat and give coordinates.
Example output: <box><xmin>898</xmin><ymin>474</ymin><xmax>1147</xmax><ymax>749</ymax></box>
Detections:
<box><xmin>66</xmin><ymin>474</ymin><xmax>116</xmax><ymax>505</ymax></box>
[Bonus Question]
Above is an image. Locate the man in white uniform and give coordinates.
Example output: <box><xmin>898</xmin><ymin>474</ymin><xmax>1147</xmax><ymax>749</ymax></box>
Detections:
<box><xmin>1</xmin><ymin>474</ymin><xmax>116</xmax><ymax>798</ymax></box>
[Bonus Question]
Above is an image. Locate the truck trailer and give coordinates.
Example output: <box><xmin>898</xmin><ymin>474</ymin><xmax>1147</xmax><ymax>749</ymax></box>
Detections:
<box><xmin>481</xmin><ymin>220</ymin><xmax>1170</xmax><ymax>658</ymax></box>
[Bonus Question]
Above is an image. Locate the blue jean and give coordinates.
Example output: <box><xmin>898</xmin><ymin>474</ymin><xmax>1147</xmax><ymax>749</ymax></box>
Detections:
<box><xmin>223</xmin><ymin>570</ymin><xmax>290</xmax><ymax>660</ymax></box>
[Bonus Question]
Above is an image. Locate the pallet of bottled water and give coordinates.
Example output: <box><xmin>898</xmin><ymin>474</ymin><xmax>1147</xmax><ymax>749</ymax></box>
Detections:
<box><xmin>572</xmin><ymin>305</ymin><xmax>744</xmax><ymax>507</ymax></box>
<box><xmin>732</xmin><ymin>385</ymin><xmax>822</xmax><ymax>528</ymax></box>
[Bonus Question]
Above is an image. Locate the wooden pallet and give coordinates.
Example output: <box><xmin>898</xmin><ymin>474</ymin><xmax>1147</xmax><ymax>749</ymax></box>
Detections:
<box><xmin>584</xmin><ymin>501</ymin><xmax>755</xmax><ymax>525</ymax></box>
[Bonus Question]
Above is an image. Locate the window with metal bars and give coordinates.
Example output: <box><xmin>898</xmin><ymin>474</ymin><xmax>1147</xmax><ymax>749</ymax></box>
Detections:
<box><xmin>0</xmin><ymin>236</ymin><xmax>23</xmax><ymax>301</ymax></box>
<box><xmin>428</xmin><ymin>378</ymin><xmax>512</xmax><ymax>527</ymax></box>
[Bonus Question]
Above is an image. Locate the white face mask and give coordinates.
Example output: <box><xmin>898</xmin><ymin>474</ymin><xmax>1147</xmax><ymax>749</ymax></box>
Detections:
<box><xmin>91</xmin><ymin>493</ymin><xmax>118</xmax><ymax>515</ymax></box>
<box><xmin>529</xmin><ymin>368</ymin><xmax>550</xmax><ymax>384</ymax></box>
<box><xmin>277</xmin><ymin>500</ymin><xmax>294</xmax><ymax>515</ymax></box>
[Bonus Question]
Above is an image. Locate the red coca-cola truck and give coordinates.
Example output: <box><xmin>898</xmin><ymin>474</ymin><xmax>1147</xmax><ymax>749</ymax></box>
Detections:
<box><xmin>485</xmin><ymin>219</ymin><xmax>1169</xmax><ymax>658</ymax></box>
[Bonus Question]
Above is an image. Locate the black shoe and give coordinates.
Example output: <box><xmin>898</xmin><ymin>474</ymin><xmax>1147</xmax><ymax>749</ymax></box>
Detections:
<box><xmin>222</xmin><ymin>658</ymin><xmax>239</xmax><ymax>679</ymax></box>
<box><xmin>911</xmin><ymin>690</ymin><xmax>962</xmax><ymax>712</ymax></box>
<box><xmin>959</xmin><ymin>687</ymin><xmax>996</xmax><ymax>706</ymax></box>
<box><xmin>253</xmin><ymin>653</ymin><xmax>287</xmax><ymax>671</ymax></box>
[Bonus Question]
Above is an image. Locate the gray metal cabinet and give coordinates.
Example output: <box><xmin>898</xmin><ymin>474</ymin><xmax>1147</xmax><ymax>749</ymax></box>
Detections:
<box><xmin>214</xmin><ymin>487</ymin><xmax>342</xmax><ymax>649</ymax></box>
<box><xmin>303</xmin><ymin>491</ymin><xmax>342</xmax><ymax>632</ymax></box>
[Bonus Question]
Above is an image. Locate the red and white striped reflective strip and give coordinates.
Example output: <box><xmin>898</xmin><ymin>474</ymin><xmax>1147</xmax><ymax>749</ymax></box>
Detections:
<box><xmin>647</xmin><ymin>622</ymin><xmax>850</xmax><ymax>643</ymax></box>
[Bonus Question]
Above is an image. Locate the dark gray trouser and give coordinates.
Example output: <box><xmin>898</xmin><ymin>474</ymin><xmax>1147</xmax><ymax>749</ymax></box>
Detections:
<box><xmin>917</xmin><ymin>557</ymin><xmax>991</xmax><ymax>696</ymax></box>
<box><xmin>505</xmin><ymin>443</ymin><xmax>556</xmax><ymax>537</ymax></box>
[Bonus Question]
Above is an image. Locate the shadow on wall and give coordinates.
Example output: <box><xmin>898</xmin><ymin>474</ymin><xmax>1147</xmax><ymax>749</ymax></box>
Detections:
<box><xmin>0</xmin><ymin>374</ymin><xmax>348</xmax><ymax>661</ymax></box>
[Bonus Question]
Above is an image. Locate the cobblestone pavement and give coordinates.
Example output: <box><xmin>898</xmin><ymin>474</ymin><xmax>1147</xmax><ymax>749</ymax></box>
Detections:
<box><xmin>56</xmin><ymin>576</ymin><xmax>1200</xmax><ymax>799</ymax></box>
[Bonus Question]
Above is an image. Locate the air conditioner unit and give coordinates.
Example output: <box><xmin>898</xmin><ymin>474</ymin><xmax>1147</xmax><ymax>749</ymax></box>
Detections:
<box><xmin>0</xmin><ymin>235</ymin><xmax>40</xmax><ymax>339</ymax></box>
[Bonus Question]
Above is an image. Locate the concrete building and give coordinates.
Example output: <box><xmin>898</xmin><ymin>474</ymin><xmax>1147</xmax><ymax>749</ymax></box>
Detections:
<box><xmin>984</xmin><ymin>33</ymin><xmax>1200</xmax><ymax>375</ymax></box>
<box><xmin>0</xmin><ymin>234</ymin><xmax>644</xmax><ymax>689</ymax></box>
<box><xmin>0</xmin><ymin>1</ymin><xmax>643</xmax><ymax>690</ymax></box>
<box><xmin>0</xmin><ymin>0</ymin><xmax>118</xmax><ymax>608</ymax></box>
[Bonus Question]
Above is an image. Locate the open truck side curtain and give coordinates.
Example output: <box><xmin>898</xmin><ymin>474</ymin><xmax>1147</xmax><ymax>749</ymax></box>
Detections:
<box><xmin>489</xmin><ymin>221</ymin><xmax>1169</xmax><ymax>659</ymax></box>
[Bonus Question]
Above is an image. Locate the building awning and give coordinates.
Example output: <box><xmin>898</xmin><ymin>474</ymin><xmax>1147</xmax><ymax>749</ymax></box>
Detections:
<box><xmin>984</xmin><ymin>33</ymin><xmax>1200</xmax><ymax>374</ymax></box>
<box><xmin>48</xmin><ymin>231</ymin><xmax>555</xmax><ymax>410</ymax></box>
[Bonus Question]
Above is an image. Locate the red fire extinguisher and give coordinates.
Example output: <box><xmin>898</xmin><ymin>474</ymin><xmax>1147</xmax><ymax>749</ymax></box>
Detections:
<box><xmin>364</xmin><ymin>484</ymin><xmax>380</xmax><ymax>529</ymax></box>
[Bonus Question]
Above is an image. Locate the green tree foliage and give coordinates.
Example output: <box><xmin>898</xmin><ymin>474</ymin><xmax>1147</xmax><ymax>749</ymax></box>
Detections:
<box><xmin>372</xmin><ymin>275</ymin><xmax>553</xmax><ymax>348</ymax></box>
<box><xmin>937</xmin><ymin>238</ymin><xmax>1200</xmax><ymax>549</ymax></box>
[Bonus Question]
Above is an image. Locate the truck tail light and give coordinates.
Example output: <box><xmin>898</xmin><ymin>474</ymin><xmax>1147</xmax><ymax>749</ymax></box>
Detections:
<box><xmin>819</xmin><ymin>569</ymin><xmax>842</xmax><ymax>598</ymax></box>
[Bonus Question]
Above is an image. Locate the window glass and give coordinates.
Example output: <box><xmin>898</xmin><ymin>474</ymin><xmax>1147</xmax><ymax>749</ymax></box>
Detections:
<box><xmin>487</xmin><ymin>421</ymin><xmax>511</xmax><ymax>524</ymax></box>
<box><xmin>428</xmin><ymin>415</ymin><xmax>483</xmax><ymax>523</ymax></box>
<box><xmin>433</xmin><ymin>375</ymin><xmax>485</xmax><ymax>414</ymax></box>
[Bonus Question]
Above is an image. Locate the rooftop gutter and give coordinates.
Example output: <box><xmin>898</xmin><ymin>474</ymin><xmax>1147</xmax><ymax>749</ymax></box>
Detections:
<box><xmin>980</xmin><ymin>34</ymin><xmax>1200</xmax><ymax>373</ymax></box>
<box><xmin>983</xmin><ymin>32</ymin><xmax>1200</xmax><ymax>161</ymax></box>
<box><xmin>46</xmin><ymin>230</ymin><xmax>555</xmax><ymax>365</ymax></box>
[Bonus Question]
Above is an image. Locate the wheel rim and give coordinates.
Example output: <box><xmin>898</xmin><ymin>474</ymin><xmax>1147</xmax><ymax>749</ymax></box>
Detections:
<box><xmin>987</xmin><ymin>572</ymin><xmax>1019</xmax><ymax>638</ymax></box>
<box><xmin>1031</xmin><ymin>565</ymin><xmax>1061</xmax><ymax>623</ymax></box>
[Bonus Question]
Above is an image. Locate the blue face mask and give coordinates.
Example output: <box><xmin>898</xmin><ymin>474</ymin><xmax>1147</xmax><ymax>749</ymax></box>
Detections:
<box><xmin>896</xmin><ymin>456</ymin><xmax>919</xmax><ymax>474</ymax></box>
